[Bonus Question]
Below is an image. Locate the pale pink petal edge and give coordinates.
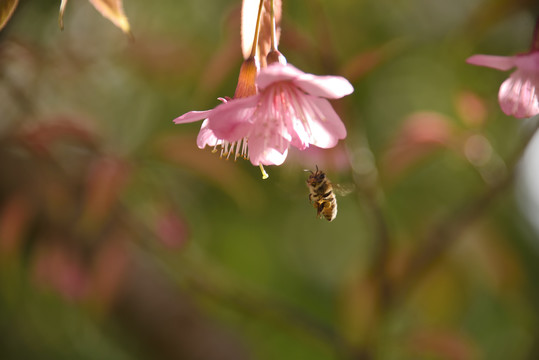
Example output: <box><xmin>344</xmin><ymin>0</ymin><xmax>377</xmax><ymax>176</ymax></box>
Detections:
<box><xmin>294</xmin><ymin>74</ymin><xmax>354</xmax><ymax>99</ymax></box>
<box><xmin>257</xmin><ymin>63</ymin><xmax>354</xmax><ymax>99</ymax></box>
<box><xmin>174</xmin><ymin>110</ymin><xmax>213</xmax><ymax>124</ymax></box>
<box><xmin>466</xmin><ymin>54</ymin><xmax>516</xmax><ymax>71</ymax></box>
<box><xmin>249</xmin><ymin>145</ymin><xmax>289</xmax><ymax>166</ymax></box>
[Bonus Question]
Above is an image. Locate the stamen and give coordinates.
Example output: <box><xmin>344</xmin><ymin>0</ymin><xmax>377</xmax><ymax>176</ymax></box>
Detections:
<box><xmin>235</xmin><ymin>140</ymin><xmax>241</xmax><ymax>160</ymax></box>
<box><xmin>214</xmin><ymin>139</ymin><xmax>250</xmax><ymax>161</ymax></box>
<box><xmin>220</xmin><ymin>142</ymin><xmax>229</xmax><ymax>158</ymax></box>
<box><xmin>259</xmin><ymin>164</ymin><xmax>269</xmax><ymax>179</ymax></box>
<box><xmin>242</xmin><ymin>138</ymin><xmax>249</xmax><ymax>159</ymax></box>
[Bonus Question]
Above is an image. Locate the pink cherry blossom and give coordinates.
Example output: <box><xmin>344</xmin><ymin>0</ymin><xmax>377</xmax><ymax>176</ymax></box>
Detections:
<box><xmin>174</xmin><ymin>63</ymin><xmax>353</xmax><ymax>167</ymax></box>
<box><xmin>174</xmin><ymin>97</ymin><xmax>250</xmax><ymax>161</ymax></box>
<box><xmin>466</xmin><ymin>51</ymin><xmax>539</xmax><ymax>119</ymax></box>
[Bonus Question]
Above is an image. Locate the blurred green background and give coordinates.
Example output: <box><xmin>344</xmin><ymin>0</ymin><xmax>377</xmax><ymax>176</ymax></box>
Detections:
<box><xmin>1</xmin><ymin>0</ymin><xmax>539</xmax><ymax>359</ymax></box>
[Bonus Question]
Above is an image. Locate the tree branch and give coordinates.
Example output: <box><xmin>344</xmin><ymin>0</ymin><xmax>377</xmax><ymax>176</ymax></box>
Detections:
<box><xmin>398</xmin><ymin>118</ymin><xmax>539</xmax><ymax>295</ymax></box>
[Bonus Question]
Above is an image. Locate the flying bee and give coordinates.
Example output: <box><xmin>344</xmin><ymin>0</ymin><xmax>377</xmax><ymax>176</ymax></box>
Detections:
<box><xmin>306</xmin><ymin>166</ymin><xmax>338</xmax><ymax>222</ymax></box>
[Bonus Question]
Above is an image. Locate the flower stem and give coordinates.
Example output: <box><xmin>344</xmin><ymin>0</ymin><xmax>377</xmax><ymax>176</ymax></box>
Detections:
<box><xmin>249</xmin><ymin>0</ymin><xmax>265</xmax><ymax>59</ymax></box>
<box><xmin>266</xmin><ymin>0</ymin><xmax>286</xmax><ymax>65</ymax></box>
<box><xmin>270</xmin><ymin>0</ymin><xmax>277</xmax><ymax>52</ymax></box>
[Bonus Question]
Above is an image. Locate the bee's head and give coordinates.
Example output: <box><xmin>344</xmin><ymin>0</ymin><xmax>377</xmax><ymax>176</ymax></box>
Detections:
<box><xmin>306</xmin><ymin>166</ymin><xmax>326</xmax><ymax>185</ymax></box>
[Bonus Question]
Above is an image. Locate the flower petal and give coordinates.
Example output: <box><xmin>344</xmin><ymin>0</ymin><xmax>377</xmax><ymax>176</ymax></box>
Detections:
<box><xmin>256</xmin><ymin>64</ymin><xmax>305</xmax><ymax>89</ymax></box>
<box><xmin>196</xmin><ymin>119</ymin><xmax>221</xmax><ymax>148</ymax></box>
<box><xmin>174</xmin><ymin>110</ymin><xmax>213</xmax><ymax>124</ymax></box>
<box><xmin>279</xmin><ymin>86</ymin><xmax>318</xmax><ymax>150</ymax></box>
<box><xmin>248</xmin><ymin>140</ymin><xmax>289</xmax><ymax>166</ymax></box>
<box><xmin>498</xmin><ymin>70</ymin><xmax>539</xmax><ymax>118</ymax></box>
<box><xmin>466</xmin><ymin>55</ymin><xmax>517</xmax><ymax>71</ymax></box>
<box><xmin>208</xmin><ymin>96</ymin><xmax>258</xmax><ymax>141</ymax></box>
<box><xmin>514</xmin><ymin>52</ymin><xmax>539</xmax><ymax>72</ymax></box>
<box><xmin>257</xmin><ymin>63</ymin><xmax>354</xmax><ymax>99</ymax></box>
<box><xmin>301</xmin><ymin>95</ymin><xmax>347</xmax><ymax>148</ymax></box>
<box><xmin>294</xmin><ymin>73</ymin><xmax>354</xmax><ymax>99</ymax></box>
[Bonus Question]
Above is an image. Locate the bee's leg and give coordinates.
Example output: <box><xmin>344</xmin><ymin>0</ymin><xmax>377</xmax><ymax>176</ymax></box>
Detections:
<box><xmin>316</xmin><ymin>201</ymin><xmax>325</xmax><ymax>218</ymax></box>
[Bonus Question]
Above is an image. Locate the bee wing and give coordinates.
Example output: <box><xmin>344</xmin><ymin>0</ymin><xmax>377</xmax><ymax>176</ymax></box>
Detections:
<box><xmin>333</xmin><ymin>183</ymin><xmax>355</xmax><ymax>197</ymax></box>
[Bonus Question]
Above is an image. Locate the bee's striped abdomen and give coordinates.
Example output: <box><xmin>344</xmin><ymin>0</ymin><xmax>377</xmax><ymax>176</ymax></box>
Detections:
<box><xmin>306</xmin><ymin>168</ymin><xmax>338</xmax><ymax>222</ymax></box>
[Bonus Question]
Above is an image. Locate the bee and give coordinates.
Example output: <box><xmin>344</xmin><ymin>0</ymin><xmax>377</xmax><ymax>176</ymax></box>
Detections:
<box><xmin>306</xmin><ymin>166</ymin><xmax>338</xmax><ymax>222</ymax></box>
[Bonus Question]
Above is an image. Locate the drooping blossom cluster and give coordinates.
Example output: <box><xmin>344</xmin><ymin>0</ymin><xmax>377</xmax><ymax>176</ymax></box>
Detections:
<box><xmin>173</xmin><ymin>0</ymin><xmax>353</xmax><ymax>178</ymax></box>
<box><xmin>466</xmin><ymin>20</ymin><xmax>539</xmax><ymax>119</ymax></box>
<box><xmin>174</xmin><ymin>63</ymin><xmax>353</xmax><ymax>168</ymax></box>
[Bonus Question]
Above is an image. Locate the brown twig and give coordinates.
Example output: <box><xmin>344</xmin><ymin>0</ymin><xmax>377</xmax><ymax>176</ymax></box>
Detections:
<box><xmin>398</xmin><ymin>118</ymin><xmax>539</xmax><ymax>295</ymax></box>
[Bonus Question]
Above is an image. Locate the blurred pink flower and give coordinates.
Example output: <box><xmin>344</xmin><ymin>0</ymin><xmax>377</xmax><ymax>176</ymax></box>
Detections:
<box><xmin>466</xmin><ymin>20</ymin><xmax>539</xmax><ymax>119</ymax></box>
<box><xmin>174</xmin><ymin>63</ymin><xmax>353</xmax><ymax>166</ymax></box>
<box><xmin>32</xmin><ymin>244</ymin><xmax>89</xmax><ymax>301</ymax></box>
<box><xmin>466</xmin><ymin>53</ymin><xmax>539</xmax><ymax>118</ymax></box>
<box><xmin>155</xmin><ymin>208</ymin><xmax>189</xmax><ymax>249</ymax></box>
